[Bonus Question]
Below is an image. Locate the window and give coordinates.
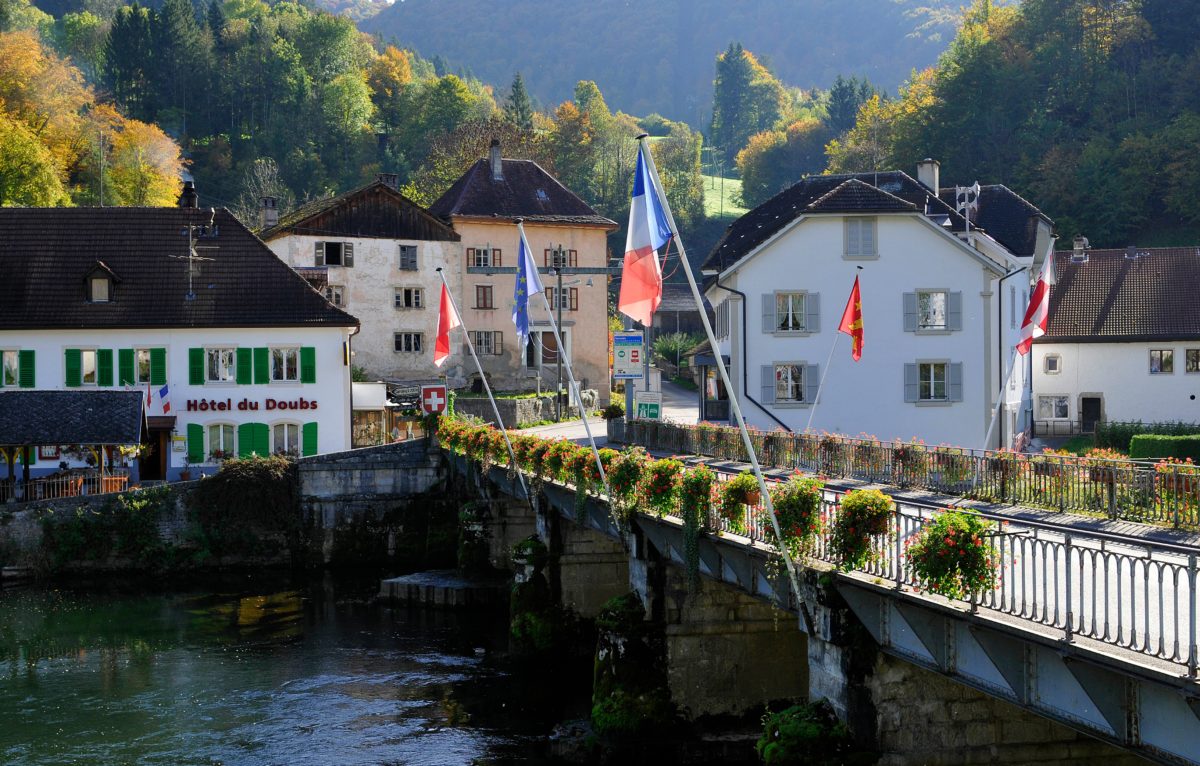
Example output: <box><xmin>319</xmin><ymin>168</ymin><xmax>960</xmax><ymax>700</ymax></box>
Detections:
<box><xmin>1038</xmin><ymin>395</ymin><xmax>1069</xmax><ymax>420</ymax></box>
<box><xmin>775</xmin><ymin>364</ymin><xmax>805</xmax><ymax>402</ymax></box>
<box><xmin>844</xmin><ymin>217</ymin><xmax>877</xmax><ymax>258</ymax></box>
<box><xmin>272</xmin><ymin>423</ymin><xmax>300</xmax><ymax>455</ymax></box>
<box><xmin>525</xmin><ymin>330</ymin><xmax>567</xmax><ymax>368</ymax></box>
<box><xmin>207</xmin><ymin>348</ymin><xmax>236</xmax><ymax>382</ymax></box>
<box><xmin>394</xmin><ymin>333</ymin><xmax>423</xmax><ymax>353</ymax></box>
<box><xmin>89</xmin><ymin>276</ymin><xmax>110</xmax><ymax>303</ymax></box>
<box><xmin>316</xmin><ymin>241</ymin><xmax>354</xmax><ymax>267</ymax></box>
<box><xmin>79</xmin><ymin>349</ymin><xmax>97</xmax><ymax>385</ymax></box>
<box><xmin>208</xmin><ymin>423</ymin><xmax>235</xmax><ymax>460</ymax></box>
<box><xmin>325</xmin><ymin>285</ymin><xmax>344</xmax><ymax>307</ymax></box>
<box><xmin>545</xmin><ymin>287</ymin><xmax>578</xmax><ymax>311</ymax></box>
<box><xmin>775</xmin><ymin>292</ymin><xmax>806</xmax><ymax>332</ymax></box>
<box><xmin>472</xmin><ymin>331</ymin><xmax>503</xmax><ymax>356</ymax></box>
<box><xmin>1</xmin><ymin>350</ymin><xmax>17</xmax><ymax>387</ymax></box>
<box><xmin>919</xmin><ymin>362</ymin><xmax>948</xmax><ymax>401</ymax></box>
<box><xmin>716</xmin><ymin>301</ymin><xmax>730</xmax><ymax>339</ymax></box>
<box><xmin>1150</xmin><ymin>349</ymin><xmax>1174</xmax><ymax>374</ymax></box>
<box><xmin>544</xmin><ymin>248</ymin><xmax>578</xmax><ymax>269</ymax></box>
<box><xmin>475</xmin><ymin>285</ymin><xmax>494</xmax><ymax>309</ymax></box>
<box><xmin>917</xmin><ymin>290</ymin><xmax>947</xmax><ymax>330</ymax></box>
<box><xmin>1044</xmin><ymin>354</ymin><xmax>1061</xmax><ymax>374</ymax></box>
<box><xmin>1187</xmin><ymin>350</ymin><xmax>1200</xmax><ymax>373</ymax></box>
<box><xmin>271</xmin><ymin>348</ymin><xmax>299</xmax><ymax>381</ymax></box>
<box><xmin>469</xmin><ymin>246</ymin><xmax>501</xmax><ymax>268</ymax></box>
<box><xmin>398</xmin><ymin>245</ymin><xmax>418</xmax><ymax>271</ymax></box>
<box><xmin>395</xmin><ymin>287</ymin><xmax>424</xmax><ymax>309</ymax></box>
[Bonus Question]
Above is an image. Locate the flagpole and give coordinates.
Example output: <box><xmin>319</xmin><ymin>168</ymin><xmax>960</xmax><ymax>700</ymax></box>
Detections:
<box><xmin>804</xmin><ymin>333</ymin><xmax>840</xmax><ymax>434</ymax></box>
<box><xmin>515</xmin><ymin>221</ymin><xmax>611</xmax><ymax>497</ymax></box>
<box><xmin>637</xmin><ymin>136</ymin><xmax>814</xmax><ymax>634</ymax></box>
<box><xmin>435</xmin><ymin>268</ymin><xmax>529</xmax><ymax>500</ymax></box>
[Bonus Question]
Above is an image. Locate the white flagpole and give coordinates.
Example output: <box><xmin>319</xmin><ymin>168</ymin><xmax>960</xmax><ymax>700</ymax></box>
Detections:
<box><xmin>637</xmin><ymin>136</ymin><xmax>814</xmax><ymax>633</ymax></box>
<box><xmin>804</xmin><ymin>333</ymin><xmax>840</xmax><ymax>434</ymax></box>
<box><xmin>435</xmin><ymin>268</ymin><xmax>528</xmax><ymax>499</ymax></box>
<box><xmin>515</xmin><ymin>221</ymin><xmax>611</xmax><ymax>497</ymax></box>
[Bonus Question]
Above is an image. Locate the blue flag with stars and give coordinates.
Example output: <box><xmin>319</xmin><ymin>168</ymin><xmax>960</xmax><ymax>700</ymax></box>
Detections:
<box><xmin>512</xmin><ymin>224</ymin><xmax>545</xmax><ymax>348</ymax></box>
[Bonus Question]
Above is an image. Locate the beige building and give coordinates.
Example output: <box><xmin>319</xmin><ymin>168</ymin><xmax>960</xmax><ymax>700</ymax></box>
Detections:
<box><xmin>258</xmin><ymin>177</ymin><xmax>463</xmax><ymax>386</ymax></box>
<box><xmin>429</xmin><ymin>143</ymin><xmax>617</xmax><ymax>402</ymax></box>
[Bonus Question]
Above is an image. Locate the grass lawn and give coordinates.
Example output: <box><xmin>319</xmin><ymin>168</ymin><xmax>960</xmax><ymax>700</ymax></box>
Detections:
<box><xmin>701</xmin><ymin>174</ymin><xmax>747</xmax><ymax>219</ymax></box>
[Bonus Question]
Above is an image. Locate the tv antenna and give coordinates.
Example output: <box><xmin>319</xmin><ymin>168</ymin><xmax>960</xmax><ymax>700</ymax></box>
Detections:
<box><xmin>170</xmin><ymin>209</ymin><xmax>218</xmax><ymax>301</ymax></box>
<box><xmin>955</xmin><ymin>182</ymin><xmax>981</xmax><ymax>235</ymax></box>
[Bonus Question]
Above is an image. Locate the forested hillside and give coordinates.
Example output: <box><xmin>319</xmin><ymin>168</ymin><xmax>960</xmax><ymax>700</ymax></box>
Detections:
<box><xmin>362</xmin><ymin>0</ymin><xmax>956</xmax><ymax>127</ymax></box>
<box><xmin>827</xmin><ymin>0</ymin><xmax>1200</xmax><ymax>247</ymax></box>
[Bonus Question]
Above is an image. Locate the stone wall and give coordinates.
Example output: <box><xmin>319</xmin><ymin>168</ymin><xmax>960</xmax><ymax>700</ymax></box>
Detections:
<box><xmin>453</xmin><ymin>390</ymin><xmax>597</xmax><ymax>427</ymax></box>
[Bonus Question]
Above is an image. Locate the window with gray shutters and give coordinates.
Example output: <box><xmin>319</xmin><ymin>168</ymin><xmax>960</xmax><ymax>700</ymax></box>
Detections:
<box><xmin>315</xmin><ymin>241</ymin><xmax>353</xmax><ymax>267</ymax></box>
<box><xmin>904</xmin><ymin>361</ymin><xmax>963</xmax><ymax>403</ymax></box>
<box><xmin>762</xmin><ymin>292</ymin><xmax>819</xmax><ymax>334</ymax></box>
<box><xmin>903</xmin><ymin>291</ymin><xmax>962</xmax><ymax>332</ymax></box>
<box><xmin>398</xmin><ymin>245</ymin><xmax>418</xmax><ymax>271</ymax></box>
<box><xmin>761</xmin><ymin>362</ymin><xmax>819</xmax><ymax>405</ymax></box>
<box><xmin>843</xmin><ymin>217</ymin><xmax>877</xmax><ymax>259</ymax></box>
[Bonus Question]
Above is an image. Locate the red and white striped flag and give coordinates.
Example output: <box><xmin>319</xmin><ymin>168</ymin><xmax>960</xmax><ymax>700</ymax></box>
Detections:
<box><xmin>434</xmin><ymin>282</ymin><xmax>461</xmax><ymax>367</ymax></box>
<box><xmin>1016</xmin><ymin>250</ymin><xmax>1056</xmax><ymax>355</ymax></box>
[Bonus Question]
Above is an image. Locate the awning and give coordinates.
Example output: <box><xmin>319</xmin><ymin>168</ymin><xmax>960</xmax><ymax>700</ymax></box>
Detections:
<box><xmin>0</xmin><ymin>390</ymin><xmax>144</xmax><ymax>446</ymax></box>
<box><xmin>352</xmin><ymin>382</ymin><xmax>389</xmax><ymax>410</ymax></box>
<box><xmin>147</xmin><ymin>416</ymin><xmax>177</xmax><ymax>430</ymax></box>
<box><xmin>693</xmin><ymin>353</ymin><xmax>731</xmax><ymax>367</ymax></box>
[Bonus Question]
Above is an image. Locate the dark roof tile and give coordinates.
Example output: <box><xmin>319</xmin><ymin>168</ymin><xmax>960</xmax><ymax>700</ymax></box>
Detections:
<box><xmin>0</xmin><ymin>390</ymin><xmax>143</xmax><ymax>445</ymax></box>
<box><xmin>938</xmin><ymin>184</ymin><xmax>1049</xmax><ymax>258</ymax></box>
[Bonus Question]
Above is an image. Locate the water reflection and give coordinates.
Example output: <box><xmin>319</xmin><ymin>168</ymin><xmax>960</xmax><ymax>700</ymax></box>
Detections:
<box><xmin>0</xmin><ymin>577</ymin><xmax>569</xmax><ymax>766</ymax></box>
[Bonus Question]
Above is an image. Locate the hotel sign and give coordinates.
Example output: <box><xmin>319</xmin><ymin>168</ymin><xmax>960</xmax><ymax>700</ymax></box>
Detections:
<box><xmin>186</xmin><ymin>397</ymin><xmax>319</xmax><ymax>412</ymax></box>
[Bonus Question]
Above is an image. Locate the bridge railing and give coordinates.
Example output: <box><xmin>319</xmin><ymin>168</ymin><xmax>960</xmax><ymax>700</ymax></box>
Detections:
<box><xmin>696</xmin><ymin>464</ymin><xmax>1199</xmax><ymax>678</ymax></box>
<box><xmin>610</xmin><ymin>418</ymin><xmax>1199</xmax><ymax>529</ymax></box>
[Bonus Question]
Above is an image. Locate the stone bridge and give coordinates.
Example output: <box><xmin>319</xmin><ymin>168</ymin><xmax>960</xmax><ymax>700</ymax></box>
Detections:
<box><xmin>447</xmin><ymin>449</ymin><xmax>1200</xmax><ymax>766</ymax></box>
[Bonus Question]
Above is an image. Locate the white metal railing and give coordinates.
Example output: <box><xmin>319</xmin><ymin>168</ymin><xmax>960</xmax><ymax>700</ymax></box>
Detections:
<box><xmin>0</xmin><ymin>470</ymin><xmax>131</xmax><ymax>503</ymax></box>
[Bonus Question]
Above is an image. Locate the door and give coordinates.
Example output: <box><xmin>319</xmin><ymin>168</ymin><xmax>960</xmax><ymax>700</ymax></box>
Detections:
<box><xmin>138</xmin><ymin>428</ymin><xmax>168</xmax><ymax>481</ymax></box>
<box><xmin>1081</xmin><ymin>397</ymin><xmax>1102</xmax><ymax>434</ymax></box>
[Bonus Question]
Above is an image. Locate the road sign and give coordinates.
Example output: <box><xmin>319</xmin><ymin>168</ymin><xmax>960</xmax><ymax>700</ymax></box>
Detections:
<box><xmin>613</xmin><ymin>332</ymin><xmax>644</xmax><ymax>379</ymax></box>
<box><xmin>420</xmin><ymin>385</ymin><xmax>448</xmax><ymax>414</ymax></box>
<box><xmin>634</xmin><ymin>391</ymin><xmax>662</xmax><ymax>420</ymax></box>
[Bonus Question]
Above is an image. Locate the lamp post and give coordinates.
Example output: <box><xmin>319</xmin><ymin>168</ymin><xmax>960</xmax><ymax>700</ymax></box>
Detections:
<box><xmin>550</xmin><ymin>244</ymin><xmax>594</xmax><ymax>422</ymax></box>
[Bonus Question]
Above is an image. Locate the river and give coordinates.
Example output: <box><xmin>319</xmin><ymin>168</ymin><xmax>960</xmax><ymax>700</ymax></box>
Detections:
<box><xmin>0</xmin><ymin>575</ymin><xmax>590</xmax><ymax>766</ymax></box>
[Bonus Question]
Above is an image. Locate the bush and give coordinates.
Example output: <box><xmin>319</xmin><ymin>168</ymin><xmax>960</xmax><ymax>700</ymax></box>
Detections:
<box><xmin>756</xmin><ymin>700</ymin><xmax>854</xmax><ymax>765</ymax></box>
<box><xmin>640</xmin><ymin>458</ymin><xmax>684</xmax><ymax>517</ymax></box>
<box><xmin>1097</xmin><ymin>420</ymin><xmax>1200</xmax><ymax>451</ymax></box>
<box><xmin>187</xmin><ymin>455</ymin><xmax>298</xmax><ymax>558</ymax></box>
<box><xmin>830</xmin><ymin>489</ymin><xmax>892</xmax><ymax>570</ymax></box>
<box><xmin>600</xmin><ymin>401</ymin><xmax>625</xmax><ymax>420</ymax></box>
<box><xmin>1129</xmin><ymin>434</ymin><xmax>1200</xmax><ymax>462</ymax></box>
<box><xmin>717</xmin><ymin>470</ymin><xmax>760</xmax><ymax>530</ymax></box>
<box><xmin>768</xmin><ymin>475</ymin><xmax>823</xmax><ymax>552</ymax></box>
<box><xmin>906</xmin><ymin>510</ymin><xmax>998</xmax><ymax>600</ymax></box>
<box><xmin>679</xmin><ymin>465</ymin><xmax>716</xmax><ymax>589</ymax></box>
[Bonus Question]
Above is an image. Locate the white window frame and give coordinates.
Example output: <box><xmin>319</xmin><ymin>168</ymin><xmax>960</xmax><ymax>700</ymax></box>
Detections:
<box><xmin>397</xmin><ymin>244</ymin><xmax>418</xmax><ymax>271</ymax></box>
<box><xmin>325</xmin><ymin>285</ymin><xmax>345</xmax><ymax>307</ymax></box>
<box><xmin>473</xmin><ymin>330</ymin><xmax>494</xmax><ymax>356</ymax></box>
<box><xmin>1037</xmin><ymin>394</ymin><xmax>1070</xmax><ymax>421</ymax></box>
<box><xmin>1044</xmin><ymin>354</ymin><xmax>1062</xmax><ymax>374</ymax></box>
<box><xmin>918</xmin><ymin>360</ymin><xmax>949</xmax><ymax>402</ymax></box>
<box><xmin>394</xmin><ymin>333</ymin><xmax>423</xmax><ymax>353</ymax></box>
<box><xmin>774</xmin><ymin>292</ymin><xmax>806</xmax><ymax>333</ymax></box>
<box><xmin>916</xmin><ymin>289</ymin><xmax>949</xmax><ymax>332</ymax></box>
<box><xmin>135</xmin><ymin>348</ymin><xmax>153</xmax><ymax>384</ymax></box>
<box><xmin>394</xmin><ymin>287</ymin><xmax>423</xmax><ymax>310</ymax></box>
<box><xmin>774</xmin><ymin>362</ymin><xmax>806</xmax><ymax>404</ymax></box>
<box><xmin>1150</xmin><ymin>348</ymin><xmax>1174</xmax><ymax>375</ymax></box>
<box><xmin>843</xmin><ymin>216</ymin><xmax>878</xmax><ymax>259</ymax></box>
<box><xmin>471</xmin><ymin>247</ymin><xmax>492</xmax><ymax>268</ymax></box>
<box><xmin>270</xmin><ymin>347</ymin><xmax>300</xmax><ymax>382</ymax></box>
<box><xmin>272</xmin><ymin>422</ymin><xmax>300</xmax><ymax>456</ymax></box>
<box><xmin>80</xmin><ymin>348</ymin><xmax>98</xmax><ymax>386</ymax></box>
<box><xmin>206</xmin><ymin>347</ymin><xmax>236</xmax><ymax>383</ymax></box>
<box><xmin>207</xmin><ymin>423</ymin><xmax>236</xmax><ymax>461</ymax></box>
<box><xmin>1</xmin><ymin>349</ymin><xmax>18</xmax><ymax>388</ymax></box>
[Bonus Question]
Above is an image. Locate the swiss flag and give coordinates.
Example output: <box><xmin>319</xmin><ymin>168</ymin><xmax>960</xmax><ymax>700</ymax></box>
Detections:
<box><xmin>1017</xmin><ymin>251</ymin><xmax>1055</xmax><ymax>355</ymax></box>
<box><xmin>434</xmin><ymin>282</ymin><xmax>461</xmax><ymax>367</ymax></box>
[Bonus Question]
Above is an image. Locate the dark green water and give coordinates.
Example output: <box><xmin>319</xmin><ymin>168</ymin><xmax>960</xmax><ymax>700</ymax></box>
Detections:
<box><xmin>0</xmin><ymin>576</ymin><xmax>586</xmax><ymax>766</ymax></box>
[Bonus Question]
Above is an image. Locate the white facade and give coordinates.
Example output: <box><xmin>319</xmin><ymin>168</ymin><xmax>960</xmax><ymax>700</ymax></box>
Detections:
<box><xmin>706</xmin><ymin>213</ymin><xmax>1031</xmax><ymax>447</ymax></box>
<box><xmin>266</xmin><ymin>233</ymin><xmax>462</xmax><ymax>382</ymax></box>
<box><xmin>0</xmin><ymin>326</ymin><xmax>352</xmax><ymax>479</ymax></box>
<box><xmin>1032</xmin><ymin>341</ymin><xmax>1200</xmax><ymax>430</ymax></box>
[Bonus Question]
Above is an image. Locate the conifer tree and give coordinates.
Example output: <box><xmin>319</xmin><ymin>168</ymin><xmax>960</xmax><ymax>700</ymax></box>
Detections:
<box><xmin>503</xmin><ymin>71</ymin><xmax>534</xmax><ymax>130</ymax></box>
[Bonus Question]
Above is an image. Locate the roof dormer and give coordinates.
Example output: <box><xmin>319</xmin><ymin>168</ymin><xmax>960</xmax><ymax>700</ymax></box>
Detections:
<box><xmin>84</xmin><ymin>261</ymin><xmax>120</xmax><ymax>304</ymax></box>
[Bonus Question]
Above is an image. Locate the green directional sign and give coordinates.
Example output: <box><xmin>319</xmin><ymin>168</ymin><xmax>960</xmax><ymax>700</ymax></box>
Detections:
<box><xmin>636</xmin><ymin>402</ymin><xmax>661</xmax><ymax>420</ymax></box>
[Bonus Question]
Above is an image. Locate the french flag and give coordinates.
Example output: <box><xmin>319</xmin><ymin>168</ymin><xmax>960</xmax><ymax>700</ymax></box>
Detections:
<box><xmin>617</xmin><ymin>143</ymin><xmax>673</xmax><ymax>327</ymax></box>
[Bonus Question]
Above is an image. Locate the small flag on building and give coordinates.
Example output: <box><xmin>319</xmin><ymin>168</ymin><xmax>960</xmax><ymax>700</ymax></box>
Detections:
<box><xmin>434</xmin><ymin>282</ymin><xmax>461</xmax><ymax>367</ymax></box>
<box><xmin>511</xmin><ymin>224</ymin><xmax>545</xmax><ymax>349</ymax></box>
<box><xmin>146</xmin><ymin>380</ymin><xmax>153</xmax><ymax>409</ymax></box>
<box><xmin>838</xmin><ymin>275</ymin><xmax>864</xmax><ymax>361</ymax></box>
<box><xmin>617</xmin><ymin>142</ymin><xmax>672</xmax><ymax>326</ymax></box>
<box><xmin>1017</xmin><ymin>250</ymin><xmax>1055</xmax><ymax>355</ymax></box>
<box><xmin>159</xmin><ymin>384</ymin><xmax>171</xmax><ymax>414</ymax></box>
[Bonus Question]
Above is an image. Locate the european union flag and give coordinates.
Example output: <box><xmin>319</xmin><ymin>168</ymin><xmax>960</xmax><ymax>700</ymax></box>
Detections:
<box><xmin>512</xmin><ymin>223</ymin><xmax>545</xmax><ymax>348</ymax></box>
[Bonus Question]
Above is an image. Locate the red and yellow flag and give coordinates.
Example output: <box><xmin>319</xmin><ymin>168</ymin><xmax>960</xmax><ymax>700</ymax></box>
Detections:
<box><xmin>838</xmin><ymin>275</ymin><xmax>864</xmax><ymax>361</ymax></box>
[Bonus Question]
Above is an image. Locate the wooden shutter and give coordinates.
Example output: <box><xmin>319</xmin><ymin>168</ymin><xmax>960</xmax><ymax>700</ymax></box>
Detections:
<box><xmin>254</xmin><ymin>347</ymin><xmax>270</xmax><ymax>384</ymax></box>
<box><xmin>544</xmin><ymin>248</ymin><xmax>551</xmax><ymax>267</ymax></box>
<box><xmin>947</xmin><ymin>292</ymin><xmax>963</xmax><ymax>331</ymax></box>
<box><xmin>760</xmin><ymin>365</ymin><xmax>776</xmax><ymax>404</ymax></box>
<box><xmin>17</xmin><ymin>349</ymin><xmax>34</xmax><ymax>388</ymax></box>
<box><xmin>255</xmin><ymin>423</ymin><xmax>270</xmax><ymax>456</ymax></box>
<box><xmin>492</xmin><ymin>248</ymin><xmax>502</xmax><ymax>266</ymax></box>
<box><xmin>861</xmin><ymin>219</ymin><xmax>876</xmax><ymax>255</ymax></box>
<box><xmin>118</xmin><ymin>348</ymin><xmax>135</xmax><ymax>386</ymax></box>
<box><xmin>569</xmin><ymin>288</ymin><xmax>578</xmax><ymax>311</ymax></box>
<box><xmin>64</xmin><ymin>348</ymin><xmax>81</xmax><ymax>388</ymax></box>
<box><xmin>805</xmin><ymin>293</ymin><xmax>820</xmax><ymax>333</ymax></box>
<box><xmin>302</xmin><ymin>422</ymin><xmax>318</xmax><ymax>456</ymax></box>
<box><xmin>902</xmin><ymin>292</ymin><xmax>918</xmax><ymax>332</ymax></box>
<box><xmin>343</xmin><ymin>243</ymin><xmax>354</xmax><ymax>267</ymax></box>
<box><xmin>494</xmin><ymin>331</ymin><xmax>503</xmax><ymax>356</ymax></box>
<box><xmin>466</xmin><ymin>247</ymin><xmax>475</xmax><ymax>267</ymax></box>
<box><xmin>904</xmin><ymin>363</ymin><xmax>919</xmax><ymax>402</ymax></box>
<box><xmin>97</xmin><ymin>349</ymin><xmax>114</xmax><ymax>387</ymax></box>
<box><xmin>150</xmin><ymin>348</ymin><xmax>166</xmax><ymax>386</ymax></box>
<box><xmin>187</xmin><ymin>423</ymin><xmax>204</xmax><ymax>464</ymax></box>
<box><xmin>762</xmin><ymin>294</ymin><xmax>775</xmax><ymax>333</ymax></box>
<box><xmin>805</xmin><ymin>363</ymin><xmax>820</xmax><ymax>403</ymax></box>
<box><xmin>315</xmin><ymin>242</ymin><xmax>325</xmax><ymax>266</ymax></box>
<box><xmin>845</xmin><ymin>219</ymin><xmax>860</xmax><ymax>256</ymax></box>
<box><xmin>238</xmin><ymin>423</ymin><xmax>256</xmax><ymax>457</ymax></box>
<box><xmin>236</xmin><ymin>347</ymin><xmax>252</xmax><ymax>384</ymax></box>
<box><xmin>189</xmin><ymin>348</ymin><xmax>204</xmax><ymax>385</ymax></box>
<box><xmin>569</xmin><ymin>249</ymin><xmax>578</xmax><ymax>267</ymax></box>
<box><xmin>949</xmin><ymin>362</ymin><xmax>964</xmax><ymax>402</ymax></box>
<box><xmin>300</xmin><ymin>347</ymin><xmax>316</xmax><ymax>383</ymax></box>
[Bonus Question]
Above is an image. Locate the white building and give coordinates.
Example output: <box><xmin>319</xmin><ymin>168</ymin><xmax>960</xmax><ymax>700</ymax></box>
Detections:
<box><xmin>700</xmin><ymin>162</ymin><xmax>1052</xmax><ymax>448</ymax></box>
<box><xmin>0</xmin><ymin>193</ymin><xmax>358</xmax><ymax>481</ymax></box>
<box><xmin>258</xmin><ymin>176</ymin><xmax>462</xmax><ymax>389</ymax></box>
<box><xmin>1032</xmin><ymin>246</ymin><xmax>1200</xmax><ymax>434</ymax></box>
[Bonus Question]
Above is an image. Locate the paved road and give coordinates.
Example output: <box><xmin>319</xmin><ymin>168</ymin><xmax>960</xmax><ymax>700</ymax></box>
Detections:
<box><xmin>523</xmin><ymin>374</ymin><xmax>699</xmax><ymax>444</ymax></box>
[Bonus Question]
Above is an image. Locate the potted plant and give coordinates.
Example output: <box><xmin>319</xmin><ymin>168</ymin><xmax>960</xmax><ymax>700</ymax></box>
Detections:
<box><xmin>679</xmin><ymin>464</ymin><xmax>717</xmax><ymax>589</ymax></box>
<box><xmin>179</xmin><ymin>454</ymin><xmax>193</xmax><ymax>482</ymax></box>
<box><xmin>1085</xmin><ymin>447</ymin><xmax>1127</xmax><ymax>484</ymax></box>
<box><xmin>830</xmin><ymin>489</ymin><xmax>893</xmax><ymax>570</ymax></box>
<box><xmin>209</xmin><ymin>448</ymin><xmax>233</xmax><ymax>463</ymax></box>
<box><xmin>892</xmin><ymin>438</ymin><xmax>927</xmax><ymax>486</ymax></box>
<box><xmin>818</xmin><ymin>433</ymin><xmax>845</xmax><ymax>473</ymax></box>
<box><xmin>717</xmin><ymin>470</ymin><xmax>761</xmax><ymax>531</ymax></box>
<box><xmin>1155</xmin><ymin>458</ymin><xmax>1200</xmax><ymax>508</ymax></box>
<box><xmin>640</xmin><ymin>457</ymin><xmax>684</xmax><ymax>517</ymax></box>
<box><xmin>544</xmin><ymin>439</ymin><xmax>576</xmax><ymax>483</ymax></box>
<box><xmin>906</xmin><ymin>510</ymin><xmax>998</xmax><ymax>600</ymax></box>
<box><xmin>767</xmin><ymin>474</ymin><xmax>824</xmax><ymax>554</ymax></box>
<box><xmin>608</xmin><ymin>447</ymin><xmax>648</xmax><ymax>518</ymax></box>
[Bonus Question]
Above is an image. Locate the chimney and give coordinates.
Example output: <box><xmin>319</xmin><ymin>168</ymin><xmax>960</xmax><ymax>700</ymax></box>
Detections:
<box><xmin>376</xmin><ymin>173</ymin><xmax>399</xmax><ymax>190</ymax></box>
<box><xmin>916</xmin><ymin>158</ymin><xmax>940</xmax><ymax>193</ymax></box>
<box><xmin>260</xmin><ymin>196</ymin><xmax>278</xmax><ymax>229</ymax></box>
<box><xmin>489</xmin><ymin>138</ymin><xmax>503</xmax><ymax>181</ymax></box>
<box><xmin>177</xmin><ymin>180</ymin><xmax>198</xmax><ymax>208</ymax></box>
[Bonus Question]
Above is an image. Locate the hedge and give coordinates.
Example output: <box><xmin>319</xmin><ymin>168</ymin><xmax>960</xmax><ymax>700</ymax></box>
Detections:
<box><xmin>1129</xmin><ymin>434</ymin><xmax>1200</xmax><ymax>462</ymax></box>
<box><xmin>1098</xmin><ymin>421</ymin><xmax>1200</xmax><ymax>451</ymax></box>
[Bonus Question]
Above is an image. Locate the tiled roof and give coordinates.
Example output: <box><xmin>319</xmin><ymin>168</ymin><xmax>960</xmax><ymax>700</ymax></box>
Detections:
<box><xmin>806</xmin><ymin>178</ymin><xmax>918</xmax><ymax>214</ymax></box>
<box><xmin>938</xmin><ymin>184</ymin><xmax>1049</xmax><ymax>258</ymax></box>
<box><xmin>0</xmin><ymin>390</ymin><xmax>143</xmax><ymax>445</ymax></box>
<box><xmin>1041</xmin><ymin>247</ymin><xmax>1200</xmax><ymax>342</ymax></box>
<box><xmin>0</xmin><ymin>207</ymin><xmax>358</xmax><ymax>330</ymax></box>
<box><xmin>657</xmin><ymin>282</ymin><xmax>712</xmax><ymax>313</ymax></box>
<box><xmin>429</xmin><ymin>158</ymin><xmax>617</xmax><ymax>229</ymax></box>
<box><xmin>257</xmin><ymin>180</ymin><xmax>459</xmax><ymax>242</ymax></box>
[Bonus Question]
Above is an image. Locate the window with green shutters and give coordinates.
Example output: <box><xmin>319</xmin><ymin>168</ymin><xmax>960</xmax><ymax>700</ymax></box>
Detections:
<box><xmin>235</xmin><ymin>348</ymin><xmax>252</xmax><ymax>384</ymax></box>
<box><xmin>187</xmin><ymin>423</ymin><xmax>204</xmax><ymax>464</ymax></box>
<box><xmin>118</xmin><ymin>349</ymin><xmax>135</xmax><ymax>385</ymax></box>
<box><xmin>18</xmin><ymin>349</ymin><xmax>34</xmax><ymax>388</ymax></box>
<box><xmin>97</xmin><ymin>349</ymin><xmax>114</xmax><ymax>386</ymax></box>
<box><xmin>189</xmin><ymin>348</ymin><xmax>204</xmax><ymax>385</ymax></box>
<box><xmin>149</xmin><ymin>348</ymin><xmax>166</xmax><ymax>385</ymax></box>
<box><xmin>302</xmin><ymin>422</ymin><xmax>318</xmax><ymax>456</ymax></box>
<box><xmin>236</xmin><ymin>423</ymin><xmax>270</xmax><ymax>457</ymax></box>
<box><xmin>254</xmin><ymin>347</ymin><xmax>270</xmax><ymax>384</ymax></box>
<box><xmin>64</xmin><ymin>348</ymin><xmax>81</xmax><ymax>387</ymax></box>
<box><xmin>300</xmin><ymin>347</ymin><xmax>316</xmax><ymax>383</ymax></box>
<box><xmin>2</xmin><ymin>350</ymin><xmax>32</xmax><ymax>388</ymax></box>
